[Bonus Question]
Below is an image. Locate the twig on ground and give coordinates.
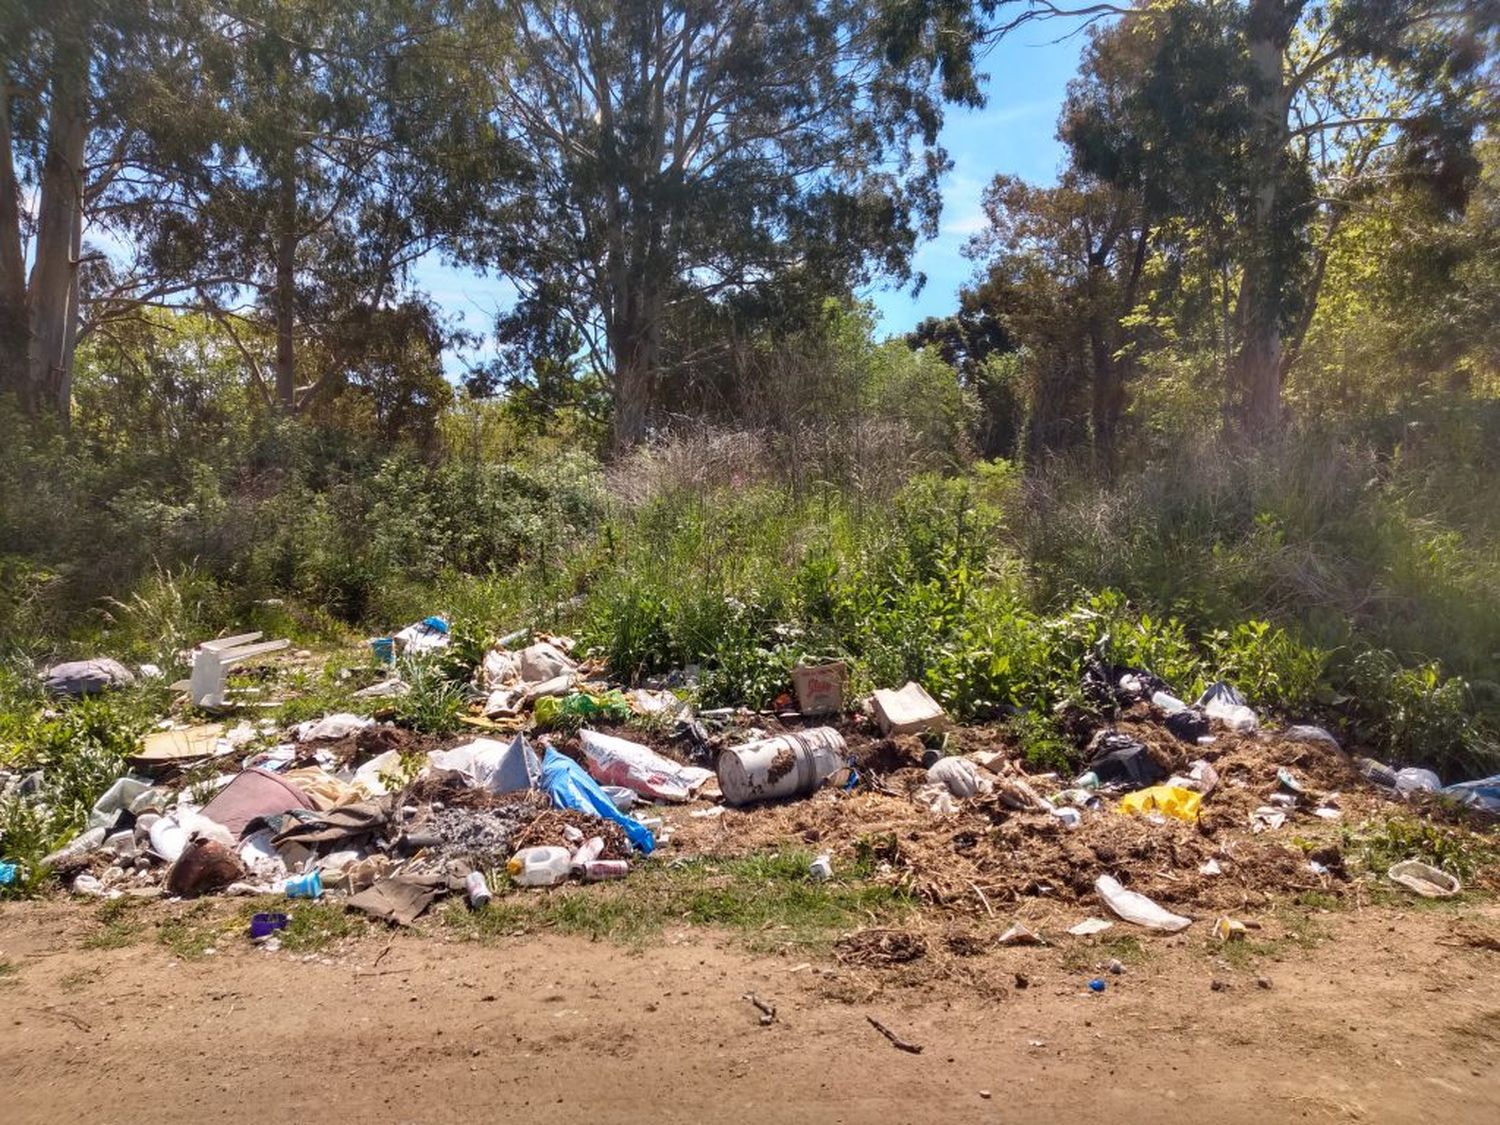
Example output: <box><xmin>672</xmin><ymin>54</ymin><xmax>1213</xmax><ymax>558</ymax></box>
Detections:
<box><xmin>743</xmin><ymin>992</ymin><xmax>776</xmax><ymax>1025</ymax></box>
<box><xmin>867</xmin><ymin>1015</ymin><xmax>922</xmax><ymax>1054</ymax></box>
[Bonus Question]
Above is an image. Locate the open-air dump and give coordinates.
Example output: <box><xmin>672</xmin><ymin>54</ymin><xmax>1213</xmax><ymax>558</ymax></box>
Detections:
<box><xmin>6</xmin><ymin>1</ymin><xmax>1500</xmax><ymax>1120</ymax></box>
<box><xmin>4</xmin><ymin>621</ymin><xmax>1496</xmax><ymax>956</ymax></box>
<box><xmin>3</xmin><ymin>621</ymin><xmax>1500</xmax><ymax>1122</ymax></box>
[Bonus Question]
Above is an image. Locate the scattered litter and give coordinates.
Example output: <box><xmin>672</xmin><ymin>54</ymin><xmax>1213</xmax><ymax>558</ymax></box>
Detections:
<box><xmin>1284</xmin><ymin>724</ymin><xmax>1340</xmax><ymax>749</ymax></box>
<box><xmin>1080</xmin><ymin>731</ymin><xmax>1167</xmax><ymax>789</ymax></box>
<box><xmin>1088</xmin><ymin>978</ymin><xmax>1106</xmax><ymax>993</ymax></box>
<box><xmin>717</xmin><ymin>728</ymin><xmax>849</xmax><ymax>807</ymax></box>
<box><xmin>1387</xmin><ymin>860</ymin><xmax>1461</xmax><ymax>898</ymax></box>
<box><xmin>926</xmin><ymin>756</ymin><xmax>990</xmax><ymax>799</ymax></box>
<box><xmin>392</xmin><ymin>616</ymin><xmax>450</xmax><ymax>656</ymax></box>
<box><xmin>1095</xmin><ymin>875</ymin><xmax>1192</xmax><ymax>933</ymax></box>
<box><xmin>579</xmin><ymin>729</ymin><xmax>714</xmax><ymax>803</ymax></box>
<box><xmin>1213</xmin><ymin>916</ymin><xmax>1248</xmax><ymax>942</ymax></box>
<box><xmin>1199</xmin><ymin>858</ymin><xmax>1223</xmax><ymax>876</ymax></box>
<box><xmin>871</xmin><ymin>681</ymin><xmax>945</xmax><ymax>736</ymax></box>
<box><xmin>1196</xmin><ymin>681</ymin><xmax>1257</xmax><ymax>734</ymax></box>
<box><xmin>428</xmin><ymin>736</ymin><xmax>539</xmax><ymax>794</ymax></box>
<box><xmin>1068</xmin><ymin>917</ymin><xmax>1114</xmax><ymax>937</ymax></box>
<box><xmin>1251</xmin><ymin>807</ymin><xmax>1287</xmax><ymax>832</ymax></box>
<box><xmin>1118</xmin><ymin>785</ymin><xmax>1202</xmax><ymax>822</ymax></box>
<box><xmin>44</xmin><ymin>658</ymin><xmax>136</xmax><ymax>697</ymax></box>
<box><xmin>791</xmin><ymin>662</ymin><xmax>847</xmax><ymax>715</ymax></box>
<box><xmin>997</xmin><ymin>922</ymin><xmax>1046</xmax><ymax>947</ymax></box>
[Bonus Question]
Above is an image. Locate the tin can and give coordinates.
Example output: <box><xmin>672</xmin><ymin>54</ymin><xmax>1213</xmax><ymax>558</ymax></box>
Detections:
<box><xmin>465</xmin><ymin>870</ymin><xmax>492</xmax><ymax>908</ymax></box>
<box><xmin>580</xmin><ymin>860</ymin><xmax>628</xmax><ymax>882</ymax></box>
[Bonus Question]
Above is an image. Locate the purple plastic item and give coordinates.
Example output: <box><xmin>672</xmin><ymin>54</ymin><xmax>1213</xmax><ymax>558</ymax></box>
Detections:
<box><xmin>249</xmin><ymin>912</ymin><xmax>289</xmax><ymax>940</ymax></box>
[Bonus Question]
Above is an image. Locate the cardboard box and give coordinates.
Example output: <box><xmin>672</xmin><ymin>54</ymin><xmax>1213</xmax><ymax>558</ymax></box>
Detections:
<box><xmin>791</xmin><ymin>662</ymin><xmax>847</xmax><ymax>715</ymax></box>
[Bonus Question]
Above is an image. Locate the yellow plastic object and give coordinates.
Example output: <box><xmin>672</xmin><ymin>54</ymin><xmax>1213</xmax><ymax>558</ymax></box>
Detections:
<box><xmin>1118</xmin><ymin>785</ymin><xmax>1202</xmax><ymax>822</ymax></box>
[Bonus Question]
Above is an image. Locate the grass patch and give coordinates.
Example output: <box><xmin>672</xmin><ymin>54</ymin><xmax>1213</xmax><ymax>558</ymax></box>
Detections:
<box><xmin>157</xmin><ymin>902</ymin><xmax>224</xmax><ymax>960</ymax></box>
<box><xmin>58</xmin><ymin>966</ymin><xmax>100</xmax><ymax>992</ymax></box>
<box><xmin>440</xmin><ymin>849</ymin><xmax>911</xmax><ymax>954</ymax></box>
<box><xmin>82</xmin><ymin>897</ymin><xmax>150</xmax><ymax>950</ymax></box>
<box><xmin>0</xmin><ymin>958</ymin><xmax>18</xmax><ymax>978</ymax></box>
<box><xmin>279</xmin><ymin>901</ymin><xmax>368</xmax><ymax>953</ymax></box>
<box><xmin>1343</xmin><ymin>814</ymin><xmax>1498</xmax><ymax>884</ymax></box>
<box><xmin>1293</xmin><ymin>889</ymin><xmax>1343</xmax><ymax>911</ymax></box>
<box><xmin>1059</xmin><ymin>934</ymin><xmax>1148</xmax><ymax>972</ymax></box>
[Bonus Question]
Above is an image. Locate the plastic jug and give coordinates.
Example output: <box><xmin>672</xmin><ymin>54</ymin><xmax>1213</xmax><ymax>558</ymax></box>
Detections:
<box><xmin>507</xmin><ymin>846</ymin><xmax>571</xmax><ymax>887</ymax></box>
<box><xmin>148</xmin><ymin>818</ymin><xmax>189</xmax><ymax>863</ymax></box>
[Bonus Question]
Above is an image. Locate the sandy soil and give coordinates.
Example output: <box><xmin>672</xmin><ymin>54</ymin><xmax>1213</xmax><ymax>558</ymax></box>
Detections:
<box><xmin>2</xmin><ymin>899</ymin><xmax>1498</xmax><ymax>1124</ymax></box>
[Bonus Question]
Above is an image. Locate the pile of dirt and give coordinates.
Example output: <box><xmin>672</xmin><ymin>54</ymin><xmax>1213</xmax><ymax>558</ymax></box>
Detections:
<box><xmin>661</xmin><ymin>717</ymin><xmax>1440</xmax><ymax>924</ymax></box>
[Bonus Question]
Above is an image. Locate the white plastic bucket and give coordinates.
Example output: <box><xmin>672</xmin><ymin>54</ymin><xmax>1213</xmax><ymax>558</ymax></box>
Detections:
<box><xmin>716</xmin><ymin>728</ymin><xmax>848</xmax><ymax>807</ymax></box>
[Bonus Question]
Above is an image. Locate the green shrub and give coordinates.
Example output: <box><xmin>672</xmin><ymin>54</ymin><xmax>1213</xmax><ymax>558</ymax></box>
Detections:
<box><xmin>1340</xmin><ymin>650</ymin><xmax>1492</xmax><ymax>777</ymax></box>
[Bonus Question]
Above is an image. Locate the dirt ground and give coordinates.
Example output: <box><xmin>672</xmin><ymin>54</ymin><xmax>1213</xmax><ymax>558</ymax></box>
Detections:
<box><xmin>2</xmin><ymin>898</ymin><xmax>1498</xmax><ymax>1124</ymax></box>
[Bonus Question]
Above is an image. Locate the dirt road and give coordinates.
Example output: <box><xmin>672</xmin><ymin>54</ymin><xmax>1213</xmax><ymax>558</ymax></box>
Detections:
<box><xmin>2</xmin><ymin>899</ymin><xmax>1497</xmax><ymax>1124</ymax></box>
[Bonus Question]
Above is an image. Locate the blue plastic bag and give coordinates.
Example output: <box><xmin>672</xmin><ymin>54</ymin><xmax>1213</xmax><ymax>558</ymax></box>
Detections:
<box><xmin>1442</xmin><ymin>774</ymin><xmax>1500</xmax><ymax>813</ymax></box>
<box><xmin>539</xmin><ymin>747</ymin><xmax>655</xmax><ymax>854</ymax></box>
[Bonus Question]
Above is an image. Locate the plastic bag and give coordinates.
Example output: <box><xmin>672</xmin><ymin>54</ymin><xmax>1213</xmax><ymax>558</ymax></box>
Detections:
<box><xmin>926</xmin><ymin>756</ymin><xmax>989</xmax><ymax>799</ymax></box>
<box><xmin>579</xmin><ymin>729</ymin><xmax>713</xmax><ymax>803</ymax></box>
<box><xmin>539</xmin><ymin>747</ymin><xmax>655</xmax><ymax>854</ymax></box>
<box><xmin>427</xmin><ymin>735</ymin><xmax>539</xmax><ymax>794</ymax></box>
<box><xmin>1393</xmin><ymin>767</ymin><xmax>1441</xmax><ymax>795</ymax></box>
<box><xmin>1095</xmin><ymin>874</ymin><xmax>1192</xmax><ymax>932</ymax></box>
<box><xmin>1118</xmin><ymin>785</ymin><xmax>1202</xmax><ymax>822</ymax></box>
<box><xmin>1196</xmin><ymin>681</ymin><xmax>1257</xmax><ymax>733</ymax></box>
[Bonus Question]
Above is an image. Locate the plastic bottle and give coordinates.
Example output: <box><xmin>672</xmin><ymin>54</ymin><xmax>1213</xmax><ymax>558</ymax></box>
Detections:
<box><xmin>570</xmin><ymin>836</ymin><xmax>605</xmax><ymax>870</ymax></box>
<box><xmin>507</xmin><ymin>846</ymin><xmax>571</xmax><ymax>887</ymax></box>
<box><xmin>1151</xmin><ymin>690</ymin><xmax>1186</xmax><ymax>714</ymax></box>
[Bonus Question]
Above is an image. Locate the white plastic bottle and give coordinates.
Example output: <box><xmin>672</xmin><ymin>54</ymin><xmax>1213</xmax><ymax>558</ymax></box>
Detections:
<box><xmin>507</xmin><ymin>846</ymin><xmax>571</xmax><ymax>887</ymax></box>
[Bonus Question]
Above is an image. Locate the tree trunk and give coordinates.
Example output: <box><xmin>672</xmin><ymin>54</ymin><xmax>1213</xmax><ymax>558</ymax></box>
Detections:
<box><xmin>273</xmin><ymin>147</ymin><xmax>298</xmax><ymax>411</ymax></box>
<box><xmin>1232</xmin><ymin>0</ymin><xmax>1302</xmax><ymax>436</ymax></box>
<box><xmin>0</xmin><ymin>79</ymin><xmax>30</xmax><ymax>407</ymax></box>
<box><xmin>609</xmin><ymin>284</ymin><xmax>661</xmax><ymax>451</ymax></box>
<box><xmin>25</xmin><ymin>27</ymin><xmax>90</xmax><ymax>423</ymax></box>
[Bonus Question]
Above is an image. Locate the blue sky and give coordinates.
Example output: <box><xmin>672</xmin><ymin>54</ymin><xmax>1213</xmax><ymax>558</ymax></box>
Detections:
<box><xmin>417</xmin><ymin>31</ymin><xmax>1085</xmax><ymax>375</ymax></box>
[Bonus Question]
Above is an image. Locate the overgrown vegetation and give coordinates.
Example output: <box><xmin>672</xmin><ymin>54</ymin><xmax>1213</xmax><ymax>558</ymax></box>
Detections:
<box><xmin>2</xmin><ymin>1</ymin><xmax>1498</xmax><ymax>884</ymax></box>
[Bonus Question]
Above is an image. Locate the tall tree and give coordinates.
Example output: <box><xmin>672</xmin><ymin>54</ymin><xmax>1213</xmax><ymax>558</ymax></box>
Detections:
<box><xmin>121</xmin><ymin>0</ymin><xmax>503</xmax><ymax>413</ymax></box>
<box><xmin>0</xmin><ymin>0</ymin><xmax>208</xmax><ymax>421</ymax></box>
<box><xmin>961</xmin><ymin>171</ymin><xmax>1150</xmax><ymax>463</ymax></box>
<box><xmin>946</xmin><ymin>0</ymin><xmax>1499</xmax><ymax>433</ymax></box>
<box><xmin>459</xmin><ymin>0</ymin><xmax>981</xmax><ymax>448</ymax></box>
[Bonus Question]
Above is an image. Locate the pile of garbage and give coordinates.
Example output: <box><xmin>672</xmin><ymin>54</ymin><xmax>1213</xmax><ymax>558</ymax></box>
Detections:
<box><xmin>3</xmin><ymin>627</ymin><xmax>1495</xmax><ymax>943</ymax></box>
